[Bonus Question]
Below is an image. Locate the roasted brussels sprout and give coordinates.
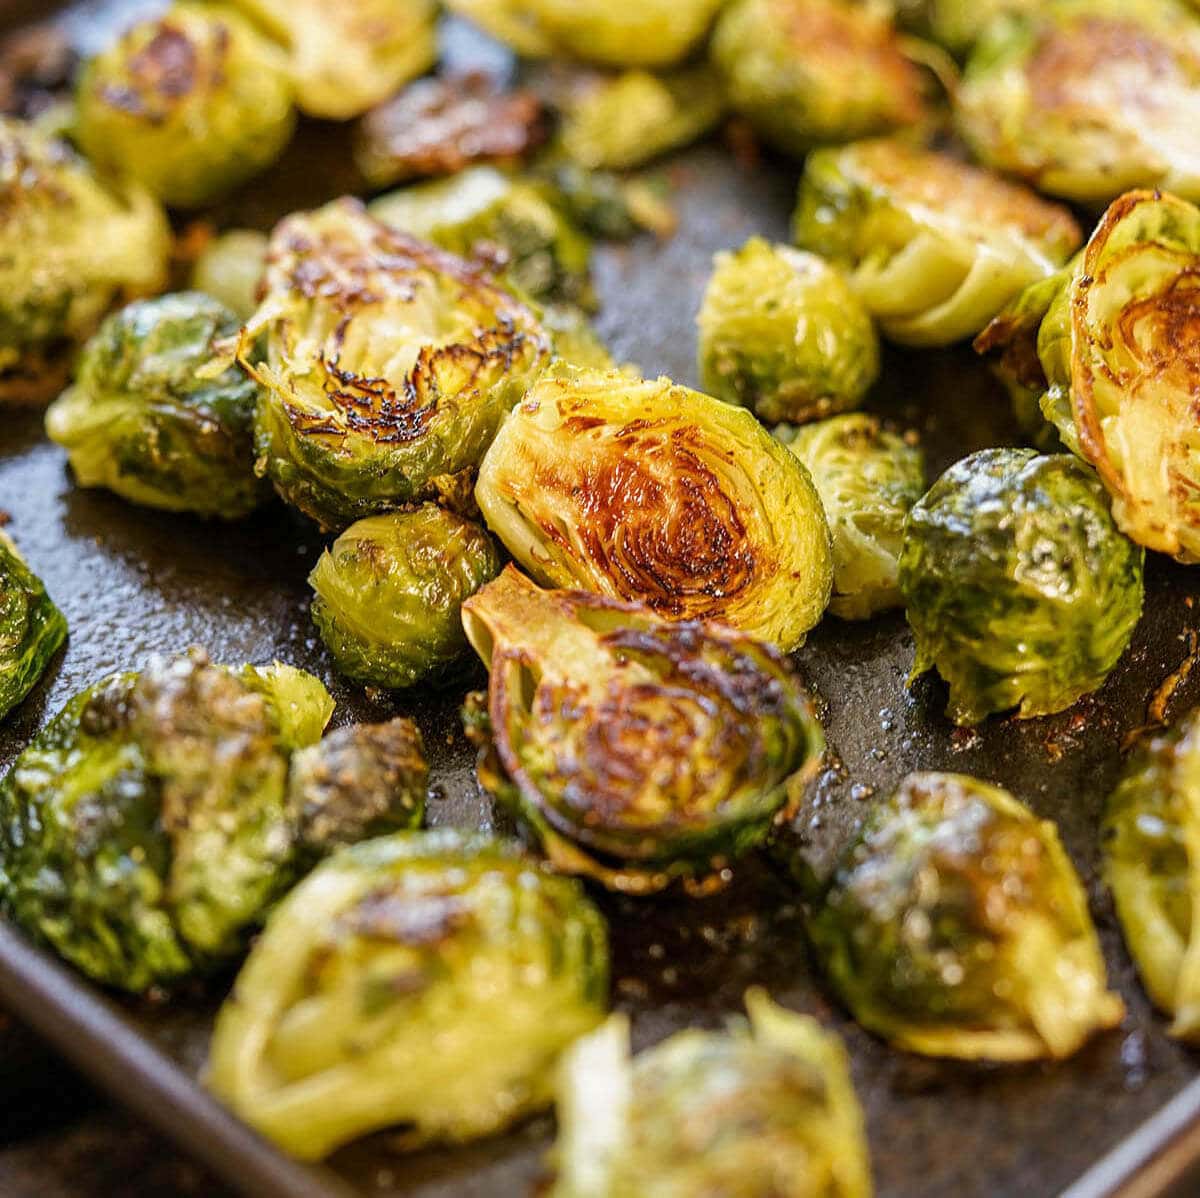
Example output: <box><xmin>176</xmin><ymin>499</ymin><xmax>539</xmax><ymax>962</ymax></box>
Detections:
<box><xmin>711</xmin><ymin>0</ymin><xmax>927</xmax><ymax>157</ymax></box>
<box><xmin>776</xmin><ymin>415</ymin><xmax>924</xmax><ymax>621</ymax></box>
<box><xmin>979</xmin><ymin>191</ymin><xmax>1200</xmax><ymax>563</ymax></box>
<box><xmin>75</xmin><ymin>3</ymin><xmax>295</xmax><ymax>210</ymax></box>
<box><xmin>444</xmin><ymin>0</ymin><xmax>723</xmax><ymax>68</ymax></box>
<box><xmin>956</xmin><ymin>0</ymin><xmax>1200</xmax><ymax>207</ymax></box>
<box><xmin>792</xmin><ymin>139</ymin><xmax>1083</xmax><ymax>347</ymax></box>
<box><xmin>0</xmin><ymin>649</ymin><xmax>335</xmax><ymax>991</ymax></box>
<box><xmin>370</xmin><ymin>168</ymin><xmax>594</xmax><ymax>310</ymax></box>
<box><xmin>0</xmin><ymin>116</ymin><xmax>169</xmax><ymax>403</ymax></box>
<box><xmin>475</xmin><ymin>368</ymin><xmax>833</xmax><ymax>651</ymax></box>
<box><xmin>45</xmin><ymin>292</ymin><xmax>268</xmax><ymax>520</ymax></box>
<box><xmin>899</xmin><ymin>449</ymin><xmax>1143</xmax><ymax>726</ymax></box>
<box><xmin>189</xmin><ymin>229</ymin><xmax>268</xmax><ymax>321</ymax></box>
<box><xmin>809</xmin><ymin>772</ymin><xmax>1125</xmax><ymax>1060</ymax></box>
<box><xmin>1104</xmin><ymin>710</ymin><xmax>1200</xmax><ymax>1039</ymax></box>
<box><xmin>460</xmin><ymin>567</ymin><xmax>825</xmax><ymax>894</ymax></box>
<box><xmin>243</xmin><ymin>200</ymin><xmax>551</xmax><ymax>530</ymax></box>
<box><xmin>207</xmin><ymin>828</ymin><xmax>609</xmax><ymax>1159</ymax></box>
<box><xmin>550</xmin><ymin>990</ymin><xmax>871</xmax><ymax>1198</ymax></box>
<box><xmin>228</xmin><ymin>0</ymin><xmax>436</xmax><ymax>119</ymax></box>
<box><xmin>541</xmin><ymin>162</ymin><xmax>677</xmax><ymax>242</ymax></box>
<box><xmin>893</xmin><ymin>0</ymin><xmax>1041</xmax><ymax>56</ymax></box>
<box><xmin>697</xmin><ymin>238</ymin><xmax>879</xmax><ymax>425</ymax></box>
<box><xmin>556</xmin><ymin>65</ymin><xmax>725</xmax><ymax>171</ymax></box>
<box><xmin>0</xmin><ymin>531</ymin><xmax>67</xmax><ymax>721</ymax></box>
<box><xmin>309</xmin><ymin>505</ymin><xmax>502</xmax><ymax>690</ymax></box>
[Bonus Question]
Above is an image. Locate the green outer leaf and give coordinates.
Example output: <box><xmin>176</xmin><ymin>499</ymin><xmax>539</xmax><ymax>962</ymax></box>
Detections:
<box><xmin>0</xmin><ymin>530</ymin><xmax>67</xmax><ymax>720</ymax></box>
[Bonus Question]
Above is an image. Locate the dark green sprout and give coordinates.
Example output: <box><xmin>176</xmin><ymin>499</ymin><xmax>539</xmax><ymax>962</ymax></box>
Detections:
<box><xmin>0</xmin><ymin>531</ymin><xmax>67</xmax><ymax>721</ymax></box>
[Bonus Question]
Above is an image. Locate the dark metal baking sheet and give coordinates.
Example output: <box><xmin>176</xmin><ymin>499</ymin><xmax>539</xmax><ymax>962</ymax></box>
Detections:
<box><xmin>3</xmin><ymin>6</ymin><xmax>1200</xmax><ymax>1196</ymax></box>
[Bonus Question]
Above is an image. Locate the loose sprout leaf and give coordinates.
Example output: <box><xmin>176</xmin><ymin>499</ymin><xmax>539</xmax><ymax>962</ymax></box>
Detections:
<box><xmin>0</xmin><ymin>530</ymin><xmax>67</xmax><ymax>721</ymax></box>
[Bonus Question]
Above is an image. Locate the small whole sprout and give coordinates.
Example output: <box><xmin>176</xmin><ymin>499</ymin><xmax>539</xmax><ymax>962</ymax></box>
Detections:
<box><xmin>776</xmin><ymin>415</ymin><xmax>924</xmax><ymax>621</ymax></box>
<box><xmin>809</xmin><ymin>772</ymin><xmax>1125</xmax><ymax>1060</ymax></box>
<box><xmin>370</xmin><ymin>167</ymin><xmax>594</xmax><ymax>311</ymax></box>
<box><xmin>0</xmin><ymin>116</ymin><xmax>170</xmax><ymax>403</ymax></box>
<box><xmin>460</xmin><ymin>567</ymin><xmax>826</xmax><ymax>895</ymax></box>
<box><xmin>979</xmin><ymin>190</ymin><xmax>1200</xmax><ymax>563</ymax></box>
<box><xmin>956</xmin><ymin>0</ymin><xmax>1200</xmax><ymax>207</ymax></box>
<box><xmin>45</xmin><ymin>292</ymin><xmax>268</xmax><ymax>520</ymax></box>
<box><xmin>1104</xmin><ymin>709</ymin><xmax>1200</xmax><ymax>1040</ymax></box>
<box><xmin>0</xmin><ymin>531</ymin><xmax>67</xmax><ymax>720</ymax></box>
<box><xmin>309</xmin><ymin>505</ymin><xmax>503</xmax><ymax>690</ymax></box>
<box><xmin>190</xmin><ymin>230</ymin><xmax>268</xmax><ymax>321</ymax></box>
<box><xmin>243</xmin><ymin>199</ymin><xmax>551</xmax><ymax>531</ymax></box>
<box><xmin>697</xmin><ymin>238</ymin><xmax>880</xmax><ymax>425</ymax></box>
<box><xmin>711</xmin><ymin>0</ymin><xmax>928</xmax><ymax>157</ymax></box>
<box><xmin>550</xmin><ymin>990</ymin><xmax>871</xmax><ymax>1198</ymax></box>
<box><xmin>475</xmin><ymin>368</ymin><xmax>833</xmax><ymax>652</ymax></box>
<box><xmin>893</xmin><ymin>0</ymin><xmax>1042</xmax><ymax>56</ymax></box>
<box><xmin>792</xmin><ymin>138</ymin><xmax>1083</xmax><ymax>347</ymax></box>
<box><xmin>0</xmin><ymin>649</ymin><xmax>336</xmax><ymax>991</ymax></box>
<box><xmin>444</xmin><ymin>0</ymin><xmax>724</xmax><ymax>68</ymax></box>
<box><xmin>899</xmin><ymin>449</ymin><xmax>1144</xmax><ymax>726</ymax></box>
<box><xmin>207</xmin><ymin>829</ymin><xmax>609</xmax><ymax>1160</ymax></box>
<box><xmin>74</xmin><ymin>3</ymin><xmax>295</xmax><ymax>209</ymax></box>
<box><xmin>227</xmin><ymin>0</ymin><xmax>436</xmax><ymax>120</ymax></box>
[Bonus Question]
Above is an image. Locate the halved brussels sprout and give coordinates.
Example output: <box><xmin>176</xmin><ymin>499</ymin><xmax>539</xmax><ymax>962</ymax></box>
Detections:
<box><xmin>899</xmin><ymin>448</ymin><xmax>1144</xmax><ymax>725</ymax></box>
<box><xmin>956</xmin><ymin>0</ymin><xmax>1200</xmax><ymax>207</ymax></box>
<box><xmin>550</xmin><ymin>990</ymin><xmax>871</xmax><ymax>1198</ymax></box>
<box><xmin>711</xmin><ymin>0</ymin><xmax>928</xmax><ymax>157</ymax></box>
<box><xmin>776</xmin><ymin>415</ymin><xmax>924</xmax><ymax>621</ymax></box>
<box><xmin>809</xmin><ymin>771</ymin><xmax>1125</xmax><ymax>1060</ymax></box>
<box><xmin>0</xmin><ymin>116</ymin><xmax>169</xmax><ymax>403</ymax></box>
<box><xmin>0</xmin><ymin>531</ymin><xmax>67</xmax><ymax>720</ymax></box>
<box><xmin>697</xmin><ymin>238</ymin><xmax>880</xmax><ymax>425</ymax></box>
<box><xmin>45</xmin><ymin>292</ymin><xmax>268</xmax><ymax>520</ymax></box>
<box><xmin>74</xmin><ymin>3</ymin><xmax>295</xmax><ymax>209</ymax></box>
<box><xmin>190</xmin><ymin>229</ymin><xmax>268</xmax><ymax>320</ymax></box>
<box><xmin>243</xmin><ymin>199</ymin><xmax>551</xmax><ymax>531</ymax></box>
<box><xmin>227</xmin><ymin>0</ymin><xmax>436</xmax><ymax>119</ymax></box>
<box><xmin>460</xmin><ymin>567</ymin><xmax>825</xmax><ymax>894</ymax></box>
<box><xmin>556</xmin><ymin>65</ymin><xmax>725</xmax><ymax>171</ymax></box>
<box><xmin>309</xmin><ymin>505</ymin><xmax>502</xmax><ymax>690</ymax></box>
<box><xmin>893</xmin><ymin>0</ymin><xmax>1042</xmax><ymax>56</ymax></box>
<box><xmin>791</xmin><ymin>138</ymin><xmax>1082</xmax><ymax>347</ymax></box>
<box><xmin>1104</xmin><ymin>710</ymin><xmax>1200</xmax><ymax>1039</ymax></box>
<box><xmin>444</xmin><ymin>0</ymin><xmax>724</xmax><ymax>67</ymax></box>
<box><xmin>475</xmin><ymin>368</ymin><xmax>833</xmax><ymax>651</ymax></box>
<box><xmin>207</xmin><ymin>828</ymin><xmax>609</xmax><ymax>1160</ymax></box>
<box><xmin>0</xmin><ymin>649</ymin><xmax>335</xmax><ymax>991</ymax></box>
<box><xmin>370</xmin><ymin>168</ymin><xmax>594</xmax><ymax>310</ymax></box>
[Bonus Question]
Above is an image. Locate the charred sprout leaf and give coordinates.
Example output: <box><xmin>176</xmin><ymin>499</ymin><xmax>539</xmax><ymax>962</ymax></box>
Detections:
<box><xmin>0</xmin><ymin>115</ymin><xmax>169</xmax><ymax>404</ymax></box>
<box><xmin>550</xmin><ymin>990</ymin><xmax>870</xmax><ymax>1198</ymax></box>
<box><xmin>893</xmin><ymin>0</ymin><xmax>1042</xmax><ymax>56</ymax></box>
<box><xmin>45</xmin><ymin>292</ymin><xmax>268</xmax><ymax>520</ymax></box>
<box><xmin>776</xmin><ymin>415</ymin><xmax>924</xmax><ymax>621</ymax></box>
<box><xmin>444</xmin><ymin>0</ymin><xmax>724</xmax><ymax>68</ymax></box>
<box><xmin>1104</xmin><ymin>709</ymin><xmax>1200</xmax><ymax>1040</ymax></box>
<box><xmin>792</xmin><ymin>138</ymin><xmax>1082</xmax><ymax>347</ymax></box>
<box><xmin>289</xmin><ymin>717</ymin><xmax>427</xmax><ymax>857</ymax></box>
<box><xmin>74</xmin><ymin>3</ymin><xmax>295</xmax><ymax>210</ymax></box>
<box><xmin>207</xmin><ymin>828</ymin><xmax>609</xmax><ymax>1160</ymax></box>
<box><xmin>956</xmin><ymin>0</ymin><xmax>1200</xmax><ymax>207</ymax></box>
<box><xmin>711</xmin><ymin>0</ymin><xmax>928</xmax><ymax>157</ymax></box>
<box><xmin>0</xmin><ymin>530</ymin><xmax>67</xmax><ymax>720</ymax></box>
<box><xmin>697</xmin><ymin>238</ymin><xmax>879</xmax><ymax>425</ymax></box>
<box><xmin>243</xmin><ymin>199</ymin><xmax>550</xmax><ymax>531</ymax></box>
<box><xmin>355</xmin><ymin>73</ymin><xmax>549</xmax><ymax>190</ymax></box>
<box><xmin>899</xmin><ymin>448</ymin><xmax>1144</xmax><ymax>726</ymax></box>
<box><xmin>370</xmin><ymin>167</ymin><xmax>594</xmax><ymax>310</ymax></box>
<box><xmin>190</xmin><ymin>229</ymin><xmax>268</xmax><ymax>321</ymax></box>
<box><xmin>309</xmin><ymin>505</ymin><xmax>503</xmax><ymax>689</ymax></box>
<box><xmin>0</xmin><ymin>649</ymin><xmax>334</xmax><ymax>991</ymax></box>
<box><xmin>477</xmin><ymin>368</ymin><xmax>833</xmax><ymax>650</ymax></box>
<box><xmin>809</xmin><ymin>771</ymin><xmax>1124</xmax><ymax>1060</ymax></box>
<box><xmin>227</xmin><ymin>0</ymin><xmax>436</xmax><ymax>120</ymax></box>
<box><xmin>556</xmin><ymin>64</ymin><xmax>725</xmax><ymax>171</ymax></box>
<box><xmin>460</xmin><ymin>567</ymin><xmax>826</xmax><ymax>894</ymax></box>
